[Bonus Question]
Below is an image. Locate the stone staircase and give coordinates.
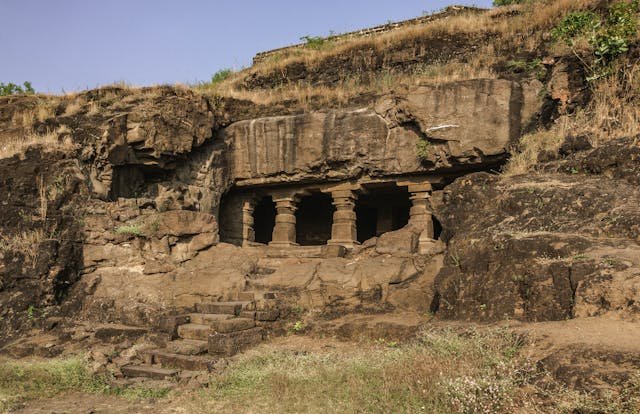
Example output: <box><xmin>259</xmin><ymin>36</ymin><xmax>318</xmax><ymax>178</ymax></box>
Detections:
<box><xmin>121</xmin><ymin>291</ymin><xmax>281</xmax><ymax>379</ymax></box>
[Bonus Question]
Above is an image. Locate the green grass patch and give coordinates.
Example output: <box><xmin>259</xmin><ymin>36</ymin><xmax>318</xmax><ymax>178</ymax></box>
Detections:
<box><xmin>0</xmin><ymin>357</ymin><xmax>170</xmax><ymax>411</ymax></box>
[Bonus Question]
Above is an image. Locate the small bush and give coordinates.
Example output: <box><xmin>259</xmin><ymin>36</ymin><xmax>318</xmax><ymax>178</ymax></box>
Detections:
<box><xmin>210</xmin><ymin>68</ymin><xmax>233</xmax><ymax>86</ymax></box>
<box><xmin>493</xmin><ymin>0</ymin><xmax>528</xmax><ymax>6</ymax></box>
<box><xmin>416</xmin><ymin>139</ymin><xmax>431</xmax><ymax>159</ymax></box>
<box><xmin>551</xmin><ymin>10</ymin><xmax>599</xmax><ymax>45</ymax></box>
<box><xmin>0</xmin><ymin>81</ymin><xmax>35</xmax><ymax>96</ymax></box>
<box><xmin>300</xmin><ymin>35</ymin><xmax>330</xmax><ymax>50</ymax></box>
<box><xmin>550</xmin><ymin>1</ymin><xmax>639</xmax><ymax>81</ymax></box>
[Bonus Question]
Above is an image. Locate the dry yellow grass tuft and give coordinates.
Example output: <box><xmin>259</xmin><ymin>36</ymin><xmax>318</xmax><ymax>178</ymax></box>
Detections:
<box><xmin>201</xmin><ymin>0</ymin><xmax>602</xmax><ymax>109</ymax></box>
<box><xmin>505</xmin><ymin>59</ymin><xmax>640</xmax><ymax>175</ymax></box>
<box><xmin>0</xmin><ymin>127</ymin><xmax>76</xmax><ymax>160</ymax></box>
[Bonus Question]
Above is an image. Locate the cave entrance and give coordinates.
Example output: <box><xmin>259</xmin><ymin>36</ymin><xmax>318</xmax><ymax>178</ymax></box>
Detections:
<box><xmin>295</xmin><ymin>192</ymin><xmax>334</xmax><ymax>246</ymax></box>
<box><xmin>356</xmin><ymin>184</ymin><xmax>411</xmax><ymax>243</ymax></box>
<box><xmin>253</xmin><ymin>196</ymin><xmax>276</xmax><ymax>244</ymax></box>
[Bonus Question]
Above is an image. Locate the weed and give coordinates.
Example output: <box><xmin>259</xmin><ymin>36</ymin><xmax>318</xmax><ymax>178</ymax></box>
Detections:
<box><xmin>290</xmin><ymin>320</ymin><xmax>307</xmax><ymax>334</ymax></box>
<box><xmin>27</xmin><ymin>305</ymin><xmax>36</xmax><ymax>320</ymax></box>
<box><xmin>416</xmin><ymin>138</ymin><xmax>431</xmax><ymax>159</ymax></box>
<box><xmin>506</xmin><ymin>58</ymin><xmax>546</xmax><ymax>79</ymax></box>
<box><xmin>114</xmin><ymin>224</ymin><xmax>144</xmax><ymax>237</ymax></box>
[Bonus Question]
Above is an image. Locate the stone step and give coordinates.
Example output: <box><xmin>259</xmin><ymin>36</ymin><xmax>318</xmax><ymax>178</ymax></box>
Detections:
<box><xmin>165</xmin><ymin>339</ymin><xmax>208</xmax><ymax>355</ymax></box>
<box><xmin>211</xmin><ymin>317</ymin><xmax>255</xmax><ymax>333</ymax></box>
<box><xmin>195</xmin><ymin>301</ymin><xmax>253</xmax><ymax>315</ymax></box>
<box><xmin>177</xmin><ymin>323</ymin><xmax>212</xmax><ymax>341</ymax></box>
<box><xmin>208</xmin><ymin>327</ymin><xmax>265</xmax><ymax>357</ymax></box>
<box><xmin>238</xmin><ymin>291</ymin><xmax>278</xmax><ymax>301</ymax></box>
<box><xmin>148</xmin><ymin>350</ymin><xmax>218</xmax><ymax>372</ymax></box>
<box><xmin>121</xmin><ymin>364</ymin><xmax>178</xmax><ymax>380</ymax></box>
<box><xmin>189</xmin><ymin>313</ymin><xmax>233</xmax><ymax>325</ymax></box>
<box><xmin>188</xmin><ymin>315</ymin><xmax>255</xmax><ymax>333</ymax></box>
<box><xmin>236</xmin><ymin>291</ymin><xmax>256</xmax><ymax>302</ymax></box>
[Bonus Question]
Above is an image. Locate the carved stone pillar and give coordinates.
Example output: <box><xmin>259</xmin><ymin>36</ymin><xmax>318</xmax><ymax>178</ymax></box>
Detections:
<box><xmin>406</xmin><ymin>182</ymin><xmax>435</xmax><ymax>253</ymax></box>
<box><xmin>269</xmin><ymin>196</ymin><xmax>298</xmax><ymax>247</ymax></box>
<box><xmin>328</xmin><ymin>190</ymin><xmax>359</xmax><ymax>249</ymax></box>
<box><xmin>241</xmin><ymin>200</ymin><xmax>255</xmax><ymax>247</ymax></box>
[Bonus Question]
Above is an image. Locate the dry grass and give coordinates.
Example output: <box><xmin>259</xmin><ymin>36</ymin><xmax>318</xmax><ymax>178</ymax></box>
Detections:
<box><xmin>0</xmin><ymin>229</ymin><xmax>46</xmax><ymax>265</ymax></box>
<box><xmin>578</xmin><ymin>61</ymin><xmax>640</xmax><ymax>145</ymax></box>
<box><xmin>505</xmin><ymin>59</ymin><xmax>640</xmax><ymax>175</ymax></box>
<box><xmin>209</xmin><ymin>49</ymin><xmax>497</xmax><ymax>109</ymax></box>
<box><xmin>0</xmin><ymin>330</ymin><xmax>637</xmax><ymax>412</ymax></box>
<box><xmin>241</xmin><ymin>0</ymin><xmax>592</xmax><ymax>77</ymax></box>
<box><xmin>201</xmin><ymin>0</ymin><xmax>601</xmax><ymax>109</ymax></box>
<box><xmin>0</xmin><ymin>127</ymin><xmax>76</xmax><ymax>160</ymax></box>
<box><xmin>175</xmin><ymin>328</ymin><xmax>638</xmax><ymax>413</ymax></box>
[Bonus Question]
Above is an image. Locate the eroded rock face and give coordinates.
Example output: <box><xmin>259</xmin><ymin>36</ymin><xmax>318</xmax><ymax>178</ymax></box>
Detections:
<box><xmin>226</xmin><ymin>79</ymin><xmax>523</xmax><ymax>186</ymax></box>
<box><xmin>0</xmin><ymin>149</ymin><xmax>87</xmax><ymax>346</ymax></box>
<box><xmin>432</xmin><ymin>164</ymin><xmax>640</xmax><ymax>322</ymax></box>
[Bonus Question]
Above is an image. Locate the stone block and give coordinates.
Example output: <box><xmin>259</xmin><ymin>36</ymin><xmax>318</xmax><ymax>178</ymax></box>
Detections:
<box><xmin>208</xmin><ymin>327</ymin><xmax>264</xmax><ymax>357</ymax></box>
<box><xmin>375</xmin><ymin>228</ymin><xmax>418</xmax><ymax>255</ymax></box>
<box><xmin>121</xmin><ymin>365</ymin><xmax>177</xmax><ymax>379</ymax></box>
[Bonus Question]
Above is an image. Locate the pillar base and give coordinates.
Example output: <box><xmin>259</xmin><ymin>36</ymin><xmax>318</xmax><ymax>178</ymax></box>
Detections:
<box><xmin>328</xmin><ymin>239</ymin><xmax>360</xmax><ymax>249</ymax></box>
<box><xmin>268</xmin><ymin>241</ymin><xmax>299</xmax><ymax>248</ymax></box>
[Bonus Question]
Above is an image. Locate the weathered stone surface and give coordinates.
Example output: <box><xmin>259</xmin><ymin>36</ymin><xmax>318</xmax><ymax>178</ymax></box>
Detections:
<box><xmin>189</xmin><ymin>313</ymin><xmax>233</xmax><ymax>325</ymax></box>
<box><xmin>194</xmin><ymin>302</ymin><xmax>252</xmax><ymax>315</ymax></box>
<box><xmin>165</xmin><ymin>339</ymin><xmax>208</xmax><ymax>356</ymax></box>
<box><xmin>226</xmin><ymin>79</ymin><xmax>521</xmax><ymax>186</ymax></box>
<box><xmin>94</xmin><ymin>325</ymin><xmax>148</xmax><ymax>343</ymax></box>
<box><xmin>208</xmin><ymin>317</ymin><xmax>255</xmax><ymax>333</ymax></box>
<box><xmin>121</xmin><ymin>364</ymin><xmax>178</xmax><ymax>379</ymax></box>
<box><xmin>149</xmin><ymin>350</ymin><xmax>218</xmax><ymax>371</ymax></box>
<box><xmin>375</xmin><ymin>228</ymin><xmax>418</xmax><ymax>256</ymax></box>
<box><xmin>433</xmin><ymin>165</ymin><xmax>640</xmax><ymax>322</ymax></box>
<box><xmin>178</xmin><ymin>324</ymin><xmax>212</xmax><ymax>341</ymax></box>
<box><xmin>148</xmin><ymin>210</ymin><xmax>218</xmax><ymax>238</ymax></box>
<box><xmin>78</xmin><ymin>243</ymin><xmax>252</xmax><ymax>325</ymax></box>
<box><xmin>208</xmin><ymin>327</ymin><xmax>264</xmax><ymax>357</ymax></box>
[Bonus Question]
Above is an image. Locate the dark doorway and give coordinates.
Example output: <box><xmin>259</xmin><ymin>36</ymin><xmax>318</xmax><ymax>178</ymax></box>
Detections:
<box><xmin>356</xmin><ymin>184</ymin><xmax>411</xmax><ymax>243</ymax></box>
<box><xmin>296</xmin><ymin>192</ymin><xmax>334</xmax><ymax>246</ymax></box>
<box><xmin>253</xmin><ymin>196</ymin><xmax>276</xmax><ymax>244</ymax></box>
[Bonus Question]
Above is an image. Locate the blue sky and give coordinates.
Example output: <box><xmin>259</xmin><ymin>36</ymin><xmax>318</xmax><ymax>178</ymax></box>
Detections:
<box><xmin>1</xmin><ymin>0</ymin><xmax>493</xmax><ymax>93</ymax></box>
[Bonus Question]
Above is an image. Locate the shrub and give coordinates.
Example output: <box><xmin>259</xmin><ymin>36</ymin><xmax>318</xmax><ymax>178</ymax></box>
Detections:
<box><xmin>0</xmin><ymin>81</ymin><xmax>35</xmax><ymax>96</ymax></box>
<box><xmin>416</xmin><ymin>139</ymin><xmax>431</xmax><ymax>159</ymax></box>
<box><xmin>551</xmin><ymin>10</ymin><xmax>599</xmax><ymax>45</ymax></box>
<box><xmin>300</xmin><ymin>35</ymin><xmax>329</xmax><ymax>50</ymax></box>
<box><xmin>551</xmin><ymin>1</ymin><xmax>639</xmax><ymax>79</ymax></box>
<box><xmin>493</xmin><ymin>0</ymin><xmax>528</xmax><ymax>6</ymax></box>
<box><xmin>209</xmin><ymin>68</ymin><xmax>233</xmax><ymax>86</ymax></box>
